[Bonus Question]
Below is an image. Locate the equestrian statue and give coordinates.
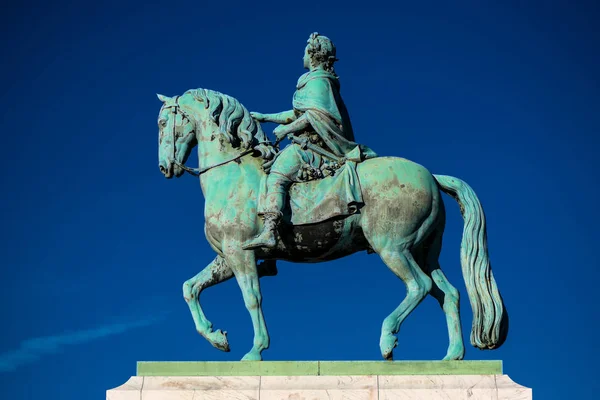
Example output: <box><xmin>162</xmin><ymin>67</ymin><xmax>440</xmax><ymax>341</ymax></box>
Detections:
<box><xmin>156</xmin><ymin>32</ymin><xmax>508</xmax><ymax>361</ymax></box>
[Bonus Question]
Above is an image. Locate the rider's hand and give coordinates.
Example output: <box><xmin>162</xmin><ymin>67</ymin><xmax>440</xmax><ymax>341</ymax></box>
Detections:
<box><xmin>261</xmin><ymin>158</ymin><xmax>276</xmax><ymax>173</ymax></box>
<box><xmin>273</xmin><ymin>125</ymin><xmax>288</xmax><ymax>140</ymax></box>
<box><xmin>250</xmin><ymin>112</ymin><xmax>267</xmax><ymax>122</ymax></box>
<box><xmin>254</xmin><ymin>143</ymin><xmax>277</xmax><ymax>161</ymax></box>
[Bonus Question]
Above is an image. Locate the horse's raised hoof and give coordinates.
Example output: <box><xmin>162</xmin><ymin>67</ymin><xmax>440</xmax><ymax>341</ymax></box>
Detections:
<box><xmin>380</xmin><ymin>333</ymin><xmax>398</xmax><ymax>361</ymax></box>
<box><xmin>241</xmin><ymin>350</ymin><xmax>262</xmax><ymax>361</ymax></box>
<box><xmin>442</xmin><ymin>343</ymin><xmax>465</xmax><ymax>361</ymax></box>
<box><xmin>201</xmin><ymin>329</ymin><xmax>230</xmax><ymax>352</ymax></box>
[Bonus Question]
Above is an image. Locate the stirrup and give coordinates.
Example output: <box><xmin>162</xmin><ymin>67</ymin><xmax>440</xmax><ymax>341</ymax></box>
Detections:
<box><xmin>241</xmin><ymin>212</ymin><xmax>281</xmax><ymax>250</ymax></box>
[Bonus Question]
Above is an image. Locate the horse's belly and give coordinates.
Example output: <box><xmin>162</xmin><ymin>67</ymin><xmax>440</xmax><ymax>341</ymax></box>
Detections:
<box><xmin>259</xmin><ymin>214</ymin><xmax>368</xmax><ymax>263</ymax></box>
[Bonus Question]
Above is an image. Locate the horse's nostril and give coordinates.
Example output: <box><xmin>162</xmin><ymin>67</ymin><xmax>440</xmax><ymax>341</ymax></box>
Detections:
<box><xmin>159</xmin><ymin>165</ymin><xmax>166</xmax><ymax>173</ymax></box>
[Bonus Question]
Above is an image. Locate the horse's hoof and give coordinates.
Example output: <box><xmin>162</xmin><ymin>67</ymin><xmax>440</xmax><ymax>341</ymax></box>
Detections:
<box><xmin>241</xmin><ymin>351</ymin><xmax>262</xmax><ymax>361</ymax></box>
<box><xmin>442</xmin><ymin>344</ymin><xmax>465</xmax><ymax>361</ymax></box>
<box><xmin>380</xmin><ymin>334</ymin><xmax>398</xmax><ymax>360</ymax></box>
<box><xmin>204</xmin><ymin>329</ymin><xmax>230</xmax><ymax>352</ymax></box>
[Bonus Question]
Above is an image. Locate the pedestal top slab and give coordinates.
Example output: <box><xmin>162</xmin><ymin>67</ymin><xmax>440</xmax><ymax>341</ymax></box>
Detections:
<box><xmin>136</xmin><ymin>360</ymin><xmax>503</xmax><ymax>376</ymax></box>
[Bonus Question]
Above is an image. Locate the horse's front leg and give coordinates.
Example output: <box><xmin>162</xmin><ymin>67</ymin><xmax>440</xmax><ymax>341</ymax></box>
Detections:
<box><xmin>183</xmin><ymin>255</ymin><xmax>231</xmax><ymax>352</ymax></box>
<box><xmin>183</xmin><ymin>255</ymin><xmax>277</xmax><ymax>352</ymax></box>
<box><xmin>224</xmin><ymin>243</ymin><xmax>270</xmax><ymax>361</ymax></box>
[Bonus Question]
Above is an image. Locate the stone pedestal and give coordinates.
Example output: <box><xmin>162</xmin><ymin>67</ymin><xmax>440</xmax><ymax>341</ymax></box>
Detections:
<box><xmin>107</xmin><ymin>361</ymin><xmax>532</xmax><ymax>399</ymax></box>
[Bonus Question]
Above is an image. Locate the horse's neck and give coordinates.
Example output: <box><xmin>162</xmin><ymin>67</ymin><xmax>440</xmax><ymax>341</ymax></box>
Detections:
<box><xmin>196</xmin><ymin>129</ymin><xmax>263</xmax><ymax>201</ymax></box>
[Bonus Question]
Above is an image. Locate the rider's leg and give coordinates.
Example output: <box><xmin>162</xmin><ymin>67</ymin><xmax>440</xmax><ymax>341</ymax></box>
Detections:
<box><xmin>242</xmin><ymin>146</ymin><xmax>300</xmax><ymax>250</ymax></box>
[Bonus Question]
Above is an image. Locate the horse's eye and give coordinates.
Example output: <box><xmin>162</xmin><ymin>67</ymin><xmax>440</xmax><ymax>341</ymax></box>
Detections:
<box><xmin>159</xmin><ymin>119</ymin><xmax>167</xmax><ymax>127</ymax></box>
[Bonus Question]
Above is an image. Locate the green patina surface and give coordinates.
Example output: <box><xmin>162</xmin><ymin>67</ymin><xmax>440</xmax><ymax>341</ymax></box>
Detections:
<box><xmin>137</xmin><ymin>361</ymin><xmax>502</xmax><ymax>376</ymax></box>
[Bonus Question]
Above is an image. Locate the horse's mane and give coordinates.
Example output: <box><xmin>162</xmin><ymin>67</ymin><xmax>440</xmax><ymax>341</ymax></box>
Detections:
<box><xmin>187</xmin><ymin>88</ymin><xmax>271</xmax><ymax>150</ymax></box>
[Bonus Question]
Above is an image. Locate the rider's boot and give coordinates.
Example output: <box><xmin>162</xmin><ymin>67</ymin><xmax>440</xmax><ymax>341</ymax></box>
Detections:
<box><xmin>243</xmin><ymin>163</ymin><xmax>291</xmax><ymax>251</ymax></box>
<box><xmin>242</xmin><ymin>211</ymin><xmax>282</xmax><ymax>250</ymax></box>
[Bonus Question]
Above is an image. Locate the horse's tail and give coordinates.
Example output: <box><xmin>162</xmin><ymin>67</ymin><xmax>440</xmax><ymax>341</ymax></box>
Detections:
<box><xmin>433</xmin><ymin>174</ymin><xmax>508</xmax><ymax>350</ymax></box>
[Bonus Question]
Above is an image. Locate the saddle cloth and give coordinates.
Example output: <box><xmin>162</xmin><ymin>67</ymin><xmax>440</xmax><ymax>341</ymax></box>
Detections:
<box><xmin>258</xmin><ymin>161</ymin><xmax>365</xmax><ymax>225</ymax></box>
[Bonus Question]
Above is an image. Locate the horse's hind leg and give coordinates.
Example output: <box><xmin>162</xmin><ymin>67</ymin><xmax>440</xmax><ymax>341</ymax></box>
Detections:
<box><xmin>183</xmin><ymin>256</ymin><xmax>277</xmax><ymax>352</ymax></box>
<box><xmin>422</xmin><ymin>229</ymin><xmax>465</xmax><ymax>360</ymax></box>
<box><xmin>378</xmin><ymin>247</ymin><xmax>433</xmax><ymax>360</ymax></box>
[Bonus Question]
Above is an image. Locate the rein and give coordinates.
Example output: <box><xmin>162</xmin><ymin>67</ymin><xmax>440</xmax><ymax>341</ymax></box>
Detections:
<box><xmin>164</xmin><ymin>96</ymin><xmax>259</xmax><ymax>177</ymax></box>
<box><xmin>175</xmin><ymin>149</ymin><xmax>256</xmax><ymax>177</ymax></box>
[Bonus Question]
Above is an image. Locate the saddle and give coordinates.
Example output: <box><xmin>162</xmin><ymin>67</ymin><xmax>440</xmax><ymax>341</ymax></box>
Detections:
<box><xmin>258</xmin><ymin>160</ymin><xmax>365</xmax><ymax>225</ymax></box>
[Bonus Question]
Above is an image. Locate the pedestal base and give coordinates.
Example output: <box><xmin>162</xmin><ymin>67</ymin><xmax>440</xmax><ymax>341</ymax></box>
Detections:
<box><xmin>107</xmin><ymin>361</ymin><xmax>532</xmax><ymax>399</ymax></box>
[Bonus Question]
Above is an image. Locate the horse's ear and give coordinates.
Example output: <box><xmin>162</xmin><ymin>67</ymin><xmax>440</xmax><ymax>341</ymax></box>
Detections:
<box><xmin>157</xmin><ymin>93</ymin><xmax>170</xmax><ymax>103</ymax></box>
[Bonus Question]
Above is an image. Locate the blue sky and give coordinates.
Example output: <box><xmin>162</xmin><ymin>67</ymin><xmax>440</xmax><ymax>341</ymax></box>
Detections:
<box><xmin>1</xmin><ymin>1</ymin><xmax>598</xmax><ymax>398</ymax></box>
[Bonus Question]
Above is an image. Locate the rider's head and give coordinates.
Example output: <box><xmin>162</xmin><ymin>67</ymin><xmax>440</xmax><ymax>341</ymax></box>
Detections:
<box><xmin>303</xmin><ymin>32</ymin><xmax>338</xmax><ymax>74</ymax></box>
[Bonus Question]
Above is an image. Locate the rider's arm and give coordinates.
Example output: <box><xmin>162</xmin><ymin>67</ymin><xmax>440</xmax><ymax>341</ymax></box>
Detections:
<box><xmin>263</xmin><ymin>110</ymin><xmax>297</xmax><ymax>124</ymax></box>
<box><xmin>273</xmin><ymin>113</ymin><xmax>310</xmax><ymax>139</ymax></box>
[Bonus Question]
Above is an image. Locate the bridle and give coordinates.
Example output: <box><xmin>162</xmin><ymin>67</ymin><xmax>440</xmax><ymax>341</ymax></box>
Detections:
<box><xmin>162</xmin><ymin>96</ymin><xmax>257</xmax><ymax>177</ymax></box>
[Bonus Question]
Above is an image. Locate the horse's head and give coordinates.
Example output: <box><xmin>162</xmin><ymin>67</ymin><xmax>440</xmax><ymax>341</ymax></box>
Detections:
<box><xmin>157</xmin><ymin>94</ymin><xmax>197</xmax><ymax>178</ymax></box>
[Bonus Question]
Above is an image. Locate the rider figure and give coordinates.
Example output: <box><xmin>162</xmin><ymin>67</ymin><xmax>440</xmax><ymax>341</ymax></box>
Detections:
<box><xmin>243</xmin><ymin>32</ymin><xmax>377</xmax><ymax>250</ymax></box>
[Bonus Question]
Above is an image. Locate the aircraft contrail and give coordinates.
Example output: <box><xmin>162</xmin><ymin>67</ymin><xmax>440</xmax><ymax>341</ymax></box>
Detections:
<box><xmin>0</xmin><ymin>313</ymin><xmax>168</xmax><ymax>373</ymax></box>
